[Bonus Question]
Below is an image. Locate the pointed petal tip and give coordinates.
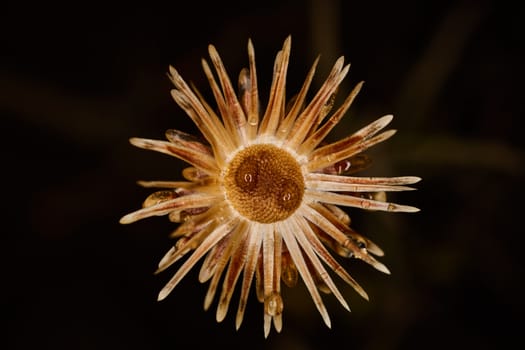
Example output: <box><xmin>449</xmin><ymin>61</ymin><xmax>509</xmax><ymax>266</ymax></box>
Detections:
<box><xmin>355</xmin><ymin>286</ymin><xmax>369</xmax><ymax>301</ymax></box>
<box><xmin>129</xmin><ymin>137</ymin><xmax>150</xmax><ymax>148</ymax></box>
<box><xmin>119</xmin><ymin>214</ymin><xmax>134</xmax><ymax>224</ymax></box>
<box><xmin>376</xmin><ymin>262</ymin><xmax>391</xmax><ymax>275</ymax></box>
<box><xmin>157</xmin><ymin>289</ymin><xmax>169</xmax><ymax>301</ymax></box>
<box><xmin>403</xmin><ymin>205</ymin><xmax>421</xmax><ymax>213</ymax></box>
<box><xmin>325</xmin><ymin>317</ymin><xmax>332</xmax><ymax>329</ymax></box>
<box><xmin>341</xmin><ymin>300</ymin><xmax>351</xmax><ymax>312</ymax></box>
<box><xmin>412</xmin><ymin>176</ymin><xmax>423</xmax><ymax>183</ymax></box>
<box><xmin>389</xmin><ymin>203</ymin><xmax>421</xmax><ymax>213</ymax></box>
<box><xmin>216</xmin><ymin>308</ymin><xmax>227</xmax><ymax>323</ymax></box>
<box><xmin>354</xmin><ymin>80</ymin><xmax>365</xmax><ymax>91</ymax></box>
<box><xmin>397</xmin><ymin>176</ymin><xmax>422</xmax><ymax>185</ymax></box>
<box><xmin>375</xmin><ymin>114</ymin><xmax>394</xmax><ymax>127</ymax></box>
<box><xmin>235</xmin><ymin>318</ymin><xmax>242</xmax><ymax>331</ymax></box>
<box><xmin>386</xmin><ymin>128</ymin><xmax>397</xmax><ymax>136</ymax></box>
<box><xmin>208</xmin><ymin>44</ymin><xmax>218</xmax><ymax>57</ymax></box>
<box><xmin>264</xmin><ymin>325</ymin><xmax>270</xmax><ymax>338</ymax></box>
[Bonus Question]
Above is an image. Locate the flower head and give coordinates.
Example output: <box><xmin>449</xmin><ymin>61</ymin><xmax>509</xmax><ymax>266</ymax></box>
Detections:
<box><xmin>120</xmin><ymin>35</ymin><xmax>420</xmax><ymax>337</ymax></box>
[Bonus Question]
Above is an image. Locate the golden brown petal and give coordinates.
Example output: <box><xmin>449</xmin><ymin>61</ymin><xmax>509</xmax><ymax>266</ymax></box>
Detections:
<box><xmin>299</xmin><ymin>81</ymin><xmax>364</xmax><ymax>154</ymax></box>
<box><xmin>157</xmin><ymin>216</ymin><xmax>241</xmax><ymax>301</ymax></box>
<box><xmin>119</xmin><ymin>192</ymin><xmax>220</xmax><ymax>224</ymax></box>
<box><xmin>284</xmin><ymin>56</ymin><xmax>349</xmax><ymax>149</ymax></box>
<box><xmin>235</xmin><ymin>222</ymin><xmax>263</xmax><ymax>330</ymax></box>
<box><xmin>259</xmin><ymin>35</ymin><xmax>291</xmax><ymax>137</ymax></box>
<box><xmin>306</xmin><ymin>188</ymin><xmax>420</xmax><ymax>213</ymax></box>
<box><xmin>129</xmin><ymin>137</ymin><xmax>219</xmax><ymax>176</ymax></box>
<box><xmin>276</xmin><ymin>56</ymin><xmax>320</xmax><ymax>141</ymax></box>
<box><xmin>279</xmin><ymin>219</ymin><xmax>332</xmax><ymax>329</ymax></box>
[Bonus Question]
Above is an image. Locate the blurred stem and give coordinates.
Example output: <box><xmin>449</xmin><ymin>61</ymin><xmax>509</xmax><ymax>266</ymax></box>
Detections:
<box><xmin>396</xmin><ymin>1</ymin><xmax>487</xmax><ymax>127</ymax></box>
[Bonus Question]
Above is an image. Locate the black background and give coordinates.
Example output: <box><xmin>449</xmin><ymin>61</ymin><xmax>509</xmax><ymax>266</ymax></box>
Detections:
<box><xmin>3</xmin><ymin>0</ymin><xmax>523</xmax><ymax>349</ymax></box>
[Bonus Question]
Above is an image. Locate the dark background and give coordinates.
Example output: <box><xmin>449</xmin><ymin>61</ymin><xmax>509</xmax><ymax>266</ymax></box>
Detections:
<box><xmin>3</xmin><ymin>0</ymin><xmax>523</xmax><ymax>349</ymax></box>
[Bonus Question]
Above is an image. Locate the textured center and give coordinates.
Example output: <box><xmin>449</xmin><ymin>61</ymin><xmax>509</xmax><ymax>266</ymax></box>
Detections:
<box><xmin>223</xmin><ymin>144</ymin><xmax>304</xmax><ymax>223</ymax></box>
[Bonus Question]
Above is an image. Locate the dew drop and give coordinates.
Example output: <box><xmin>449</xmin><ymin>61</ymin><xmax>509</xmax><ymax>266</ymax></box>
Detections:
<box><xmin>372</xmin><ymin>191</ymin><xmax>387</xmax><ymax>202</ymax></box>
<box><xmin>335</xmin><ymin>244</ymin><xmax>353</xmax><ymax>258</ymax></box>
<box><xmin>143</xmin><ymin>190</ymin><xmax>178</xmax><ymax>208</ymax></box>
<box><xmin>244</xmin><ymin>173</ymin><xmax>253</xmax><ymax>183</ymax></box>
<box><xmin>175</xmin><ymin>236</ymin><xmax>189</xmax><ymax>250</ymax></box>
<box><xmin>281</xmin><ymin>253</ymin><xmax>298</xmax><ymax>287</ymax></box>
<box><xmin>356</xmin><ymin>240</ymin><xmax>367</xmax><ymax>250</ymax></box>
<box><xmin>168</xmin><ymin>210</ymin><xmax>182</xmax><ymax>222</ymax></box>
<box><xmin>264</xmin><ymin>292</ymin><xmax>283</xmax><ymax>317</ymax></box>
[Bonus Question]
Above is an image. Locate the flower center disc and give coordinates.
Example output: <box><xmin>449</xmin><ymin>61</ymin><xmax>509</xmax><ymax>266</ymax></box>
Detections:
<box><xmin>223</xmin><ymin>144</ymin><xmax>305</xmax><ymax>223</ymax></box>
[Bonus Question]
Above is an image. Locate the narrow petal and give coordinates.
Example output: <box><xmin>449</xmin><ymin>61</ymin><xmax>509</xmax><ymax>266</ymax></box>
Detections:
<box><xmin>259</xmin><ymin>35</ymin><xmax>291</xmax><ymax>137</ymax></box>
<box><xmin>307</xmin><ymin>114</ymin><xmax>393</xmax><ymax>170</ymax></box>
<box><xmin>306</xmin><ymin>189</ymin><xmax>420</xmax><ymax>213</ymax></box>
<box><xmin>271</xmin><ymin>232</ymin><xmax>283</xmax><ymax>333</ymax></box>
<box><xmin>157</xmin><ymin>221</ymin><xmax>213</xmax><ymax>273</ymax></box>
<box><xmin>242</xmin><ymin>39</ymin><xmax>260</xmax><ymax>141</ymax></box>
<box><xmin>284</xmin><ymin>57</ymin><xmax>349</xmax><ymax>149</ymax></box>
<box><xmin>299</xmin><ymin>81</ymin><xmax>363</xmax><ymax>154</ymax></box>
<box><xmin>262</xmin><ymin>225</ymin><xmax>275</xmax><ymax>337</ymax></box>
<box><xmin>165</xmin><ymin>129</ymin><xmax>213</xmax><ymax>156</ymax></box>
<box><xmin>204</xmin><ymin>222</ymin><xmax>245</xmax><ymax>312</ymax></box>
<box><xmin>301</xmin><ymin>205</ymin><xmax>390</xmax><ymax>274</ymax></box>
<box><xmin>157</xmin><ymin>206</ymin><xmax>223</xmax><ymax>272</ymax></box>
<box><xmin>207</xmin><ymin>45</ymin><xmax>248</xmax><ymax>145</ymax></box>
<box><xmin>306</xmin><ymin>177</ymin><xmax>417</xmax><ymax>193</ymax></box>
<box><xmin>157</xmin><ymin>216</ymin><xmax>240</xmax><ymax>301</ymax></box>
<box><xmin>198</xmin><ymin>235</ymin><xmax>229</xmax><ymax>283</ymax></box>
<box><xmin>185</xmin><ymin>83</ymin><xmax>236</xmax><ymax>165</ymax></box>
<box><xmin>119</xmin><ymin>193</ymin><xmax>220</xmax><ymax>224</ymax></box>
<box><xmin>216</xmin><ymin>221</ymin><xmax>250</xmax><ymax>322</ymax></box>
<box><xmin>278</xmin><ymin>220</ymin><xmax>332</xmax><ymax>329</ymax></box>
<box><xmin>235</xmin><ymin>222</ymin><xmax>263</xmax><ymax>330</ymax></box>
<box><xmin>276</xmin><ymin>56</ymin><xmax>320</xmax><ymax>141</ymax></box>
<box><xmin>129</xmin><ymin>137</ymin><xmax>219</xmax><ymax>176</ymax></box>
<box><xmin>136</xmin><ymin>180</ymin><xmax>193</xmax><ymax>188</ymax></box>
<box><xmin>307</xmin><ymin>173</ymin><xmax>422</xmax><ymax>186</ymax></box>
<box><xmin>295</xmin><ymin>209</ymin><xmax>369</xmax><ymax>300</ymax></box>
<box><xmin>168</xmin><ymin>66</ymin><xmax>233</xmax><ymax>158</ymax></box>
<box><xmin>290</xmin><ymin>216</ymin><xmax>350</xmax><ymax>311</ymax></box>
<box><xmin>308</xmin><ymin>202</ymin><xmax>384</xmax><ymax>258</ymax></box>
<box><xmin>307</xmin><ymin>129</ymin><xmax>397</xmax><ymax>172</ymax></box>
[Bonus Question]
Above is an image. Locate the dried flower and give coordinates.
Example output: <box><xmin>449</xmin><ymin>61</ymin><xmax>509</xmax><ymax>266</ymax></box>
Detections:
<box><xmin>120</xmin><ymin>35</ymin><xmax>420</xmax><ymax>337</ymax></box>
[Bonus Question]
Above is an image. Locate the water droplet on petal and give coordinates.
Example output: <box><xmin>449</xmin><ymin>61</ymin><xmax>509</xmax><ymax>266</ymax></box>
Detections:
<box><xmin>143</xmin><ymin>190</ymin><xmax>179</xmax><ymax>208</ymax></box>
<box><xmin>360</xmin><ymin>200</ymin><xmax>370</xmax><ymax>209</ymax></box>
<box><xmin>264</xmin><ymin>292</ymin><xmax>283</xmax><ymax>317</ymax></box>
<box><xmin>281</xmin><ymin>252</ymin><xmax>298</xmax><ymax>287</ymax></box>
